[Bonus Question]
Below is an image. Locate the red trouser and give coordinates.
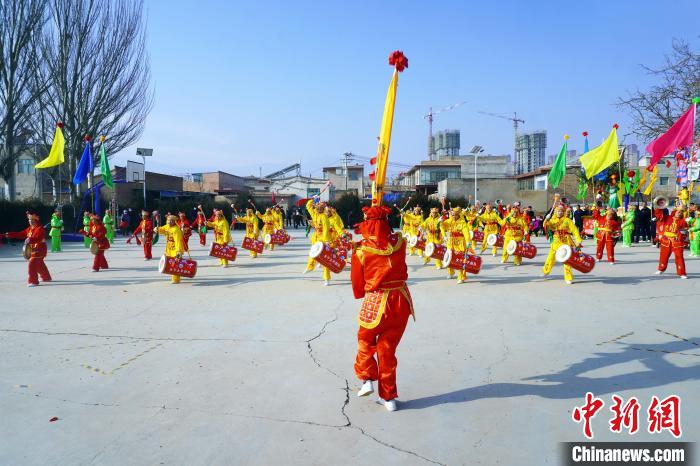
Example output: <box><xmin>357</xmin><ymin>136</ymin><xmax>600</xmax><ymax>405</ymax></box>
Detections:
<box><xmin>658</xmin><ymin>239</ymin><xmax>686</xmax><ymax>276</ymax></box>
<box><xmin>596</xmin><ymin>233</ymin><xmax>615</xmax><ymax>262</ymax></box>
<box><xmin>93</xmin><ymin>251</ymin><xmax>109</xmax><ymax>271</ymax></box>
<box><xmin>354</xmin><ymin>291</ymin><xmax>411</xmax><ymax>401</ymax></box>
<box><xmin>28</xmin><ymin>257</ymin><xmax>51</xmax><ymax>285</ymax></box>
<box><xmin>143</xmin><ymin>241</ymin><xmax>152</xmax><ymax>259</ymax></box>
<box><xmin>183</xmin><ymin>236</ymin><xmax>190</xmax><ymax>252</ymax></box>
<box><xmin>198</xmin><ymin>233</ymin><xmax>206</xmax><ymax>246</ymax></box>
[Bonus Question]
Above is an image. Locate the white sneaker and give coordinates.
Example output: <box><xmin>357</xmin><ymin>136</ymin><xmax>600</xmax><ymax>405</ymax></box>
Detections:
<box><xmin>27</xmin><ymin>283</ymin><xmax>37</xmax><ymax>287</ymax></box>
<box><xmin>609</xmin><ymin>262</ymin><xmax>615</xmax><ymax>265</ymax></box>
<box><xmin>492</xmin><ymin>252</ymin><xmax>497</xmax><ymax>257</ymax></box>
<box><xmin>565</xmin><ymin>280</ymin><xmax>573</xmax><ymax>285</ymax></box>
<box><xmin>680</xmin><ymin>275</ymin><xmax>688</xmax><ymax>279</ymax></box>
<box><xmin>383</xmin><ymin>399</ymin><xmax>397</xmax><ymax>412</ymax></box>
<box><xmin>358</xmin><ymin>380</ymin><xmax>374</xmax><ymax>397</ymax></box>
<box><xmin>457</xmin><ymin>279</ymin><xmax>464</xmax><ymax>284</ymax></box>
<box><xmin>323</xmin><ymin>280</ymin><xmax>329</xmax><ymax>286</ymax></box>
<box><xmin>655</xmin><ymin>270</ymin><xmax>663</xmax><ymax>275</ymax></box>
<box><xmin>595</xmin><ymin>258</ymin><xmax>601</xmax><ymax>262</ymax></box>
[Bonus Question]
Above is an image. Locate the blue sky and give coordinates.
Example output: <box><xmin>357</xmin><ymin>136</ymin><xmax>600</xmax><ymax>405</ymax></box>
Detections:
<box><xmin>112</xmin><ymin>0</ymin><xmax>700</xmax><ymax>179</ymax></box>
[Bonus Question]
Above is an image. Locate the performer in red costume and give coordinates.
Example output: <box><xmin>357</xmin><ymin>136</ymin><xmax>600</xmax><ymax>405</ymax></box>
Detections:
<box><xmin>177</xmin><ymin>211</ymin><xmax>191</xmax><ymax>252</ymax></box>
<box><xmin>592</xmin><ymin>207</ymin><xmax>621</xmax><ymax>264</ymax></box>
<box><xmin>352</xmin><ymin>206</ymin><xmax>415</xmax><ymax>412</ymax></box>
<box><xmin>6</xmin><ymin>211</ymin><xmax>52</xmax><ymax>287</ymax></box>
<box><xmin>192</xmin><ymin>207</ymin><xmax>208</xmax><ymax>246</ymax></box>
<box><xmin>83</xmin><ymin>215</ymin><xmax>110</xmax><ymax>271</ymax></box>
<box><xmin>130</xmin><ymin>210</ymin><xmax>154</xmax><ymax>260</ymax></box>
<box><xmin>654</xmin><ymin>205</ymin><xmax>688</xmax><ymax>279</ymax></box>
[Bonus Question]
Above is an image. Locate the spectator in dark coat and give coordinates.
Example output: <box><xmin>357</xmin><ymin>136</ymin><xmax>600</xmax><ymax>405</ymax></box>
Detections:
<box><xmin>635</xmin><ymin>202</ymin><xmax>652</xmax><ymax>243</ymax></box>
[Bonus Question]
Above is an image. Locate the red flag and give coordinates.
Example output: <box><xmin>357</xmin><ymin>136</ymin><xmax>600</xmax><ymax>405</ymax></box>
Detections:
<box><xmin>646</xmin><ymin>99</ymin><xmax>697</xmax><ymax>168</ymax></box>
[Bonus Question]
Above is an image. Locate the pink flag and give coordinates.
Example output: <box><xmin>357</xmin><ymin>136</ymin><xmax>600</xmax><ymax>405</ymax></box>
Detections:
<box><xmin>646</xmin><ymin>100</ymin><xmax>697</xmax><ymax>168</ymax></box>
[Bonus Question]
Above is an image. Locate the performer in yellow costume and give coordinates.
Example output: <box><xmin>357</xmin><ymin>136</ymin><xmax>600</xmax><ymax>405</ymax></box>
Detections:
<box><xmin>497</xmin><ymin>205</ymin><xmax>529</xmax><ymax>265</ymax></box>
<box><xmin>678</xmin><ymin>186</ymin><xmax>690</xmax><ymax>207</ymax></box>
<box><xmin>542</xmin><ymin>203</ymin><xmax>583</xmax><ymax>284</ymax></box>
<box><xmin>304</xmin><ymin>199</ymin><xmax>333</xmax><ymax>284</ymax></box>
<box><xmin>478</xmin><ymin>203</ymin><xmax>501</xmax><ymax>256</ymax></box>
<box><xmin>462</xmin><ymin>205</ymin><xmax>479</xmax><ymax>253</ymax></box>
<box><xmin>440</xmin><ymin>206</ymin><xmax>471</xmax><ymax>283</ymax></box>
<box><xmin>257</xmin><ymin>207</ymin><xmax>277</xmax><ymax>250</ymax></box>
<box><xmin>236</xmin><ymin>208</ymin><xmax>260</xmax><ymax>258</ymax></box>
<box><xmin>206</xmin><ymin>209</ymin><xmax>232</xmax><ymax>267</ymax></box>
<box><xmin>402</xmin><ymin>207</ymin><xmax>423</xmax><ymax>255</ymax></box>
<box><xmin>156</xmin><ymin>214</ymin><xmax>186</xmax><ymax>284</ymax></box>
<box><xmin>420</xmin><ymin>208</ymin><xmax>443</xmax><ymax>268</ymax></box>
<box><xmin>273</xmin><ymin>206</ymin><xmax>284</xmax><ymax>231</ymax></box>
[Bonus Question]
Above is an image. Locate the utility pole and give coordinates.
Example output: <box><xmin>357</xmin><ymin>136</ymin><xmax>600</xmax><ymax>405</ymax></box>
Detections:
<box><xmin>342</xmin><ymin>152</ymin><xmax>351</xmax><ymax>191</ymax></box>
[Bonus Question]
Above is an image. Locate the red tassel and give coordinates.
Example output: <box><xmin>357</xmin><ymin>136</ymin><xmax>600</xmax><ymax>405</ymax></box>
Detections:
<box><xmin>57</xmin><ymin>122</ymin><xmax>64</xmax><ymax>128</ymax></box>
<box><xmin>627</xmin><ymin>170</ymin><xmax>635</xmax><ymax>178</ymax></box>
<box><xmin>370</xmin><ymin>157</ymin><xmax>377</xmax><ymax>165</ymax></box>
<box><xmin>582</xmin><ymin>131</ymin><xmax>588</xmax><ymax>137</ymax></box>
<box><xmin>369</xmin><ymin>172</ymin><xmax>376</xmax><ymax>181</ymax></box>
<box><xmin>83</xmin><ymin>135</ymin><xmax>91</xmax><ymax>142</ymax></box>
<box><xmin>612</xmin><ymin>123</ymin><xmax>619</xmax><ymax>129</ymax></box>
<box><xmin>388</xmin><ymin>50</ymin><xmax>408</xmax><ymax>72</ymax></box>
<box><xmin>665</xmin><ymin>160</ymin><xmax>672</xmax><ymax>168</ymax></box>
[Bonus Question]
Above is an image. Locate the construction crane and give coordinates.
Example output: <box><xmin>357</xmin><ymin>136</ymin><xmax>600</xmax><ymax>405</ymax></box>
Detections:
<box><xmin>424</xmin><ymin>101</ymin><xmax>466</xmax><ymax>160</ymax></box>
<box><xmin>477</xmin><ymin>110</ymin><xmax>525</xmax><ymax>167</ymax></box>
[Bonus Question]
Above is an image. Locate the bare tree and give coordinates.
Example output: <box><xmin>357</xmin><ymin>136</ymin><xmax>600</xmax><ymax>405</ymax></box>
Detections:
<box><xmin>32</xmin><ymin>0</ymin><xmax>153</xmax><ymax>198</ymax></box>
<box><xmin>617</xmin><ymin>39</ymin><xmax>700</xmax><ymax>142</ymax></box>
<box><xmin>0</xmin><ymin>0</ymin><xmax>47</xmax><ymax>200</ymax></box>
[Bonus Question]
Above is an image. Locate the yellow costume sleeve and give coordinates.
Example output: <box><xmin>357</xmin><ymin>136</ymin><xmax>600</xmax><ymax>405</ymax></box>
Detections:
<box><xmin>318</xmin><ymin>215</ymin><xmax>331</xmax><ymax>242</ymax></box>
<box><xmin>172</xmin><ymin>227</ymin><xmax>185</xmax><ymax>254</ymax></box>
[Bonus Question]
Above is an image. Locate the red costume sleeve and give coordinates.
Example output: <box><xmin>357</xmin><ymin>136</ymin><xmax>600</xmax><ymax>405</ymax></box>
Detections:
<box><xmin>5</xmin><ymin>227</ymin><xmax>30</xmax><ymax>240</ymax></box>
<box><xmin>351</xmin><ymin>250</ymin><xmax>366</xmax><ymax>299</ymax></box>
<box><xmin>654</xmin><ymin>208</ymin><xmax>667</xmax><ymax>222</ymax></box>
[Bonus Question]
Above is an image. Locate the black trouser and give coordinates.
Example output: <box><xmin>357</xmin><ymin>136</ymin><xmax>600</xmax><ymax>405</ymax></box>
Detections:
<box><xmin>634</xmin><ymin>224</ymin><xmax>651</xmax><ymax>242</ymax></box>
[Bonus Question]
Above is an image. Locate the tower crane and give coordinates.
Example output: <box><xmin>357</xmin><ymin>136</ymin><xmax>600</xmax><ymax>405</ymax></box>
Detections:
<box><xmin>424</xmin><ymin>101</ymin><xmax>466</xmax><ymax>160</ymax></box>
<box><xmin>477</xmin><ymin>110</ymin><xmax>525</xmax><ymax>169</ymax></box>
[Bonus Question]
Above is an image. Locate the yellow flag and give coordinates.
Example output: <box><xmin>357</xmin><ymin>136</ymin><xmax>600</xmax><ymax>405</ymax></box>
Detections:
<box><xmin>35</xmin><ymin>125</ymin><xmax>65</xmax><ymax>169</ymax></box>
<box><xmin>642</xmin><ymin>166</ymin><xmax>658</xmax><ymax>195</ymax></box>
<box><xmin>617</xmin><ymin>182</ymin><xmax>626</xmax><ymax>206</ymax></box>
<box><xmin>371</xmin><ymin>69</ymin><xmax>398</xmax><ymax>206</ymax></box>
<box><xmin>579</xmin><ymin>126</ymin><xmax>619</xmax><ymax>179</ymax></box>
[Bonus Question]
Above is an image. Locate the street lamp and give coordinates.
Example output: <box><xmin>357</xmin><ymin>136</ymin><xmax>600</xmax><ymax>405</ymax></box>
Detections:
<box><xmin>136</xmin><ymin>148</ymin><xmax>153</xmax><ymax>208</ymax></box>
<box><xmin>470</xmin><ymin>145</ymin><xmax>484</xmax><ymax>202</ymax></box>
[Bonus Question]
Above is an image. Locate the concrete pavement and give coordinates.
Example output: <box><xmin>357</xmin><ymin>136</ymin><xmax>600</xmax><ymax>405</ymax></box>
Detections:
<box><xmin>0</xmin><ymin>231</ymin><xmax>698</xmax><ymax>465</ymax></box>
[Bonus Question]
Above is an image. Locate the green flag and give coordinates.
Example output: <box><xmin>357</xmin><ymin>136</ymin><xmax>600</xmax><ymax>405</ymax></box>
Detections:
<box><xmin>577</xmin><ymin>179</ymin><xmax>588</xmax><ymax>200</ymax></box>
<box><xmin>99</xmin><ymin>143</ymin><xmax>113</xmax><ymax>188</ymax></box>
<box><xmin>548</xmin><ymin>136</ymin><xmax>568</xmax><ymax>189</ymax></box>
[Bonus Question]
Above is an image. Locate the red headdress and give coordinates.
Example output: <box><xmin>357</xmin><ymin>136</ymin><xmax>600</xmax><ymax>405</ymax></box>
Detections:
<box><xmin>355</xmin><ymin>205</ymin><xmax>392</xmax><ymax>249</ymax></box>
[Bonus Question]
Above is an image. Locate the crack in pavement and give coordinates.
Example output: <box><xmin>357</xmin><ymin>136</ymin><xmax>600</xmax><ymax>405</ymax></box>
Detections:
<box><xmin>304</xmin><ymin>287</ymin><xmax>445</xmax><ymax>465</ymax></box>
<box><xmin>485</xmin><ymin>327</ymin><xmax>511</xmax><ymax>385</ymax></box>
<box><xmin>0</xmin><ymin>328</ymin><xmax>296</xmax><ymax>344</ymax></box>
